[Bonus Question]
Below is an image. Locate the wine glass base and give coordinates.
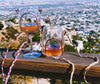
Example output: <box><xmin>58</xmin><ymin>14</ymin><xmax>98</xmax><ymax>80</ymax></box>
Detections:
<box><xmin>23</xmin><ymin>52</ymin><xmax>41</xmax><ymax>58</ymax></box>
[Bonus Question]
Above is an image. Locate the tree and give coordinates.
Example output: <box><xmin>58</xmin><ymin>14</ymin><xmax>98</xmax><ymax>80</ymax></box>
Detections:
<box><xmin>0</xmin><ymin>22</ymin><xmax>4</xmax><ymax>30</ymax></box>
<box><xmin>45</xmin><ymin>19</ymin><xmax>51</xmax><ymax>25</ymax></box>
<box><xmin>72</xmin><ymin>39</ymin><xmax>78</xmax><ymax>46</ymax></box>
<box><xmin>64</xmin><ymin>44</ymin><xmax>77</xmax><ymax>52</ymax></box>
<box><xmin>73</xmin><ymin>24</ymin><xmax>76</xmax><ymax>26</ymax></box>
<box><xmin>6</xmin><ymin>17</ymin><xmax>16</xmax><ymax>24</ymax></box>
<box><xmin>87</xmin><ymin>35</ymin><xmax>95</xmax><ymax>45</ymax></box>
<box><xmin>90</xmin><ymin>30</ymin><xmax>96</xmax><ymax>35</ymax></box>
<box><xmin>32</xmin><ymin>32</ymin><xmax>40</xmax><ymax>42</ymax></box>
<box><xmin>82</xmin><ymin>35</ymin><xmax>96</xmax><ymax>53</ymax></box>
<box><xmin>72</xmin><ymin>35</ymin><xmax>82</xmax><ymax>41</ymax></box>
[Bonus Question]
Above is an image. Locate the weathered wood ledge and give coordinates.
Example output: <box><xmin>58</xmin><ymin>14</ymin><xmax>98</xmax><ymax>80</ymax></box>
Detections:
<box><xmin>0</xmin><ymin>49</ymin><xmax>100</xmax><ymax>83</ymax></box>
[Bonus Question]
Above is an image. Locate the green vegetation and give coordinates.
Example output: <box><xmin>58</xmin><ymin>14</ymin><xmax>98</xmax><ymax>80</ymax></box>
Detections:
<box><xmin>6</xmin><ymin>26</ymin><xmax>19</xmax><ymax>39</ymax></box>
<box><xmin>10</xmin><ymin>42</ymin><xmax>19</xmax><ymax>49</ymax></box>
<box><xmin>82</xmin><ymin>35</ymin><xmax>100</xmax><ymax>54</ymax></box>
<box><xmin>1</xmin><ymin>26</ymin><xmax>19</xmax><ymax>42</ymax></box>
<box><xmin>45</xmin><ymin>19</ymin><xmax>51</xmax><ymax>25</ymax></box>
<box><xmin>27</xmin><ymin>18</ymin><xmax>32</xmax><ymax>23</ymax></box>
<box><xmin>1</xmin><ymin>32</ymin><xmax>6</xmax><ymax>35</ymax></box>
<box><xmin>6</xmin><ymin>17</ymin><xmax>16</xmax><ymax>24</ymax></box>
<box><xmin>72</xmin><ymin>35</ymin><xmax>82</xmax><ymax>41</ymax></box>
<box><xmin>0</xmin><ymin>42</ymin><xmax>9</xmax><ymax>48</ymax></box>
<box><xmin>0</xmin><ymin>76</ymin><xmax>90</xmax><ymax>84</ymax></box>
<box><xmin>64</xmin><ymin>44</ymin><xmax>77</xmax><ymax>52</ymax></box>
<box><xmin>32</xmin><ymin>32</ymin><xmax>40</xmax><ymax>42</ymax></box>
<box><xmin>1</xmin><ymin>37</ymin><xmax>5</xmax><ymax>42</ymax></box>
<box><xmin>73</xmin><ymin>24</ymin><xmax>76</xmax><ymax>26</ymax></box>
<box><xmin>90</xmin><ymin>30</ymin><xmax>96</xmax><ymax>35</ymax></box>
<box><xmin>72</xmin><ymin>20</ymin><xmax>77</xmax><ymax>23</ymax></box>
<box><xmin>72</xmin><ymin>35</ymin><xmax>82</xmax><ymax>46</ymax></box>
<box><xmin>18</xmin><ymin>34</ymin><xmax>27</xmax><ymax>44</ymax></box>
<box><xmin>48</xmin><ymin>39</ymin><xmax>61</xmax><ymax>45</ymax></box>
<box><xmin>94</xmin><ymin>20</ymin><xmax>100</xmax><ymax>24</ymax></box>
<box><xmin>64</xmin><ymin>80</ymin><xmax>89</xmax><ymax>84</ymax></box>
<box><xmin>18</xmin><ymin>33</ymin><xmax>28</xmax><ymax>48</ymax></box>
<box><xmin>67</xmin><ymin>26</ymin><xmax>71</xmax><ymax>27</ymax></box>
<box><xmin>0</xmin><ymin>22</ymin><xmax>4</xmax><ymax>30</ymax></box>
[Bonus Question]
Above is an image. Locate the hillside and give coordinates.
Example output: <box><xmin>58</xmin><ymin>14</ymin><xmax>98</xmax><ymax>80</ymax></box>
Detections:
<box><xmin>0</xmin><ymin>26</ymin><xmax>21</xmax><ymax>42</ymax></box>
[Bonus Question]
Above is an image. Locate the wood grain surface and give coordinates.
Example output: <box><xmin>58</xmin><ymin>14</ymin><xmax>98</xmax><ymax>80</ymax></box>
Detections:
<box><xmin>0</xmin><ymin>50</ymin><xmax>100</xmax><ymax>78</ymax></box>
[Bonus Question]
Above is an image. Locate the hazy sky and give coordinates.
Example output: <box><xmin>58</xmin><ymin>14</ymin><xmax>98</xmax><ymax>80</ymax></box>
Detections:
<box><xmin>1</xmin><ymin>0</ymin><xmax>99</xmax><ymax>2</ymax></box>
<box><xmin>0</xmin><ymin>0</ymin><xmax>99</xmax><ymax>6</ymax></box>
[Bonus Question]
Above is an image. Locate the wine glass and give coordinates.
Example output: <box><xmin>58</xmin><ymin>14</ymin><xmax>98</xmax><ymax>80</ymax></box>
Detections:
<box><xmin>41</xmin><ymin>26</ymin><xmax>65</xmax><ymax>57</ymax></box>
<box><xmin>19</xmin><ymin>11</ymin><xmax>41</xmax><ymax>58</ymax></box>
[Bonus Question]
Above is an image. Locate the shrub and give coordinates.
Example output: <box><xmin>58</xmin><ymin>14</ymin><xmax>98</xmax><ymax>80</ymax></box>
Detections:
<box><xmin>1</xmin><ymin>37</ymin><xmax>5</xmax><ymax>42</ymax></box>
<box><xmin>6</xmin><ymin>17</ymin><xmax>16</xmax><ymax>24</ymax></box>
<box><xmin>0</xmin><ymin>22</ymin><xmax>4</xmax><ymax>30</ymax></box>
<box><xmin>18</xmin><ymin>33</ymin><xmax>27</xmax><ymax>44</ymax></box>
<box><xmin>72</xmin><ymin>35</ymin><xmax>82</xmax><ymax>41</ymax></box>
<box><xmin>10</xmin><ymin>42</ymin><xmax>19</xmax><ymax>49</ymax></box>
<box><xmin>64</xmin><ymin>44</ymin><xmax>77</xmax><ymax>52</ymax></box>
<box><xmin>1</xmin><ymin>32</ymin><xmax>6</xmax><ymax>35</ymax></box>
<box><xmin>6</xmin><ymin>26</ymin><xmax>19</xmax><ymax>39</ymax></box>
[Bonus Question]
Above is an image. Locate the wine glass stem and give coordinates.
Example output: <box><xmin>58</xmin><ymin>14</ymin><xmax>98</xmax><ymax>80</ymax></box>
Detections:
<box><xmin>29</xmin><ymin>35</ymin><xmax>33</xmax><ymax>52</ymax></box>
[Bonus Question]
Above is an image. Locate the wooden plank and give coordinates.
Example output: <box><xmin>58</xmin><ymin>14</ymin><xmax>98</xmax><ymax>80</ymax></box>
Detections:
<box><xmin>0</xmin><ymin>51</ymin><xmax>100</xmax><ymax>78</ymax></box>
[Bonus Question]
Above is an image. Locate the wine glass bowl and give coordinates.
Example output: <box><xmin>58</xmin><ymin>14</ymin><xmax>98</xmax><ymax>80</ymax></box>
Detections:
<box><xmin>20</xmin><ymin>12</ymin><xmax>39</xmax><ymax>35</ymax></box>
<box><xmin>19</xmin><ymin>11</ymin><xmax>41</xmax><ymax>58</ymax></box>
<box><xmin>41</xmin><ymin>26</ymin><xmax>65</xmax><ymax>57</ymax></box>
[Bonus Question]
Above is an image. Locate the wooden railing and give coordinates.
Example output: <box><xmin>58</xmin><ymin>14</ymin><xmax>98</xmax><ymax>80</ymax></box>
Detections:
<box><xmin>0</xmin><ymin>49</ymin><xmax>100</xmax><ymax>84</ymax></box>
